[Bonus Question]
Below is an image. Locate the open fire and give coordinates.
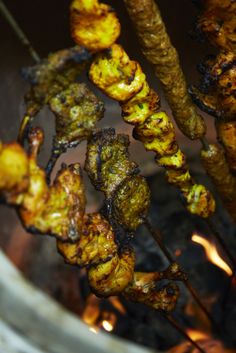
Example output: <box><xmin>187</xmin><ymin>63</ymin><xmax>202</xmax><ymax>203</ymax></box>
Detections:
<box><xmin>82</xmin><ymin>294</ymin><xmax>126</xmax><ymax>334</ymax></box>
<box><xmin>192</xmin><ymin>233</ymin><xmax>233</xmax><ymax>276</ymax></box>
<box><xmin>78</xmin><ymin>230</ymin><xmax>236</xmax><ymax>352</ymax></box>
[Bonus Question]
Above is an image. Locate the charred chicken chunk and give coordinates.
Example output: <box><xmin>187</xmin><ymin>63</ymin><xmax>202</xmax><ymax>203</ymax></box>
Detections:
<box><xmin>88</xmin><ymin>248</ymin><xmax>135</xmax><ymax>297</ymax></box>
<box><xmin>49</xmin><ymin>83</ymin><xmax>104</xmax><ymax>146</ymax></box>
<box><xmin>57</xmin><ymin>213</ymin><xmax>117</xmax><ymax>266</ymax></box>
<box><xmin>18</xmin><ymin>46</ymin><xmax>91</xmax><ymax>143</ymax></box>
<box><xmin>189</xmin><ymin>51</ymin><xmax>236</xmax><ymax>120</ymax></box>
<box><xmin>113</xmin><ymin>176</ymin><xmax>150</xmax><ymax>231</ymax></box>
<box><xmin>196</xmin><ymin>0</ymin><xmax>236</xmax><ymax>52</ymax></box>
<box><xmin>85</xmin><ymin>128</ymin><xmax>151</xmax><ymax>231</ymax></box>
<box><xmin>85</xmin><ymin>128</ymin><xmax>138</xmax><ymax>197</ymax></box>
<box><xmin>124</xmin><ymin>272</ymin><xmax>180</xmax><ymax>313</ymax></box>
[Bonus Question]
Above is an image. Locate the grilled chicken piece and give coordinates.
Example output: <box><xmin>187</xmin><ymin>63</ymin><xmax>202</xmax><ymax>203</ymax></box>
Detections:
<box><xmin>85</xmin><ymin>128</ymin><xmax>150</xmax><ymax>231</ymax></box>
<box><xmin>196</xmin><ymin>0</ymin><xmax>236</xmax><ymax>52</ymax></box>
<box><xmin>70</xmin><ymin>0</ymin><xmax>120</xmax><ymax>52</ymax></box>
<box><xmin>49</xmin><ymin>82</ymin><xmax>104</xmax><ymax>146</ymax></box>
<box><xmin>18</xmin><ymin>46</ymin><xmax>91</xmax><ymax>143</ymax></box>
<box><xmin>189</xmin><ymin>51</ymin><xmax>236</xmax><ymax>120</ymax></box>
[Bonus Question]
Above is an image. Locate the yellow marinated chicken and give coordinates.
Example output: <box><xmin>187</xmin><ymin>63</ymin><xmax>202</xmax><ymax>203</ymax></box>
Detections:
<box><xmin>20</xmin><ymin>128</ymin><xmax>86</xmax><ymax>241</ymax></box>
<box><xmin>58</xmin><ymin>212</ymin><xmax>183</xmax><ymax>309</ymax></box>
<box><xmin>57</xmin><ymin>213</ymin><xmax>117</xmax><ymax>266</ymax></box>
<box><xmin>19</xmin><ymin>46</ymin><xmax>91</xmax><ymax>144</ymax></box>
<box><xmin>89</xmin><ymin>44</ymin><xmax>215</xmax><ymax>218</ymax></box>
<box><xmin>189</xmin><ymin>51</ymin><xmax>236</xmax><ymax>121</ymax></box>
<box><xmin>0</xmin><ymin>141</ymin><xmax>29</xmax><ymax>202</ymax></box>
<box><xmin>196</xmin><ymin>0</ymin><xmax>236</xmax><ymax>53</ymax></box>
<box><xmin>0</xmin><ymin>130</ymin><xmax>182</xmax><ymax>312</ymax></box>
<box><xmin>70</xmin><ymin>0</ymin><xmax>120</xmax><ymax>52</ymax></box>
<box><xmin>85</xmin><ymin>129</ymin><xmax>150</xmax><ymax>231</ymax></box>
<box><xmin>1</xmin><ymin>127</ymin><xmax>86</xmax><ymax>241</ymax></box>
<box><xmin>124</xmin><ymin>270</ymin><xmax>180</xmax><ymax>313</ymax></box>
<box><xmin>122</xmin><ymin>82</ymin><xmax>160</xmax><ymax>125</ymax></box>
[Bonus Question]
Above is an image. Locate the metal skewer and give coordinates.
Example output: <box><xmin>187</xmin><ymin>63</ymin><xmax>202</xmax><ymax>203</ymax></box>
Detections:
<box><xmin>0</xmin><ymin>0</ymin><xmax>40</xmax><ymax>63</ymax></box>
<box><xmin>145</xmin><ymin>218</ymin><xmax>220</xmax><ymax>331</ymax></box>
<box><xmin>164</xmin><ymin>314</ymin><xmax>207</xmax><ymax>353</ymax></box>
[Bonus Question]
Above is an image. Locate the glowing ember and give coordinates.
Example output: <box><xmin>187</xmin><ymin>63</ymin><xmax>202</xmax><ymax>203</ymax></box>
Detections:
<box><xmin>186</xmin><ymin>328</ymin><xmax>209</xmax><ymax>341</ymax></box>
<box><xmin>102</xmin><ymin>320</ymin><xmax>114</xmax><ymax>332</ymax></box>
<box><xmin>192</xmin><ymin>233</ymin><xmax>233</xmax><ymax>276</ymax></box>
<box><xmin>175</xmin><ymin>248</ymin><xmax>182</xmax><ymax>257</ymax></box>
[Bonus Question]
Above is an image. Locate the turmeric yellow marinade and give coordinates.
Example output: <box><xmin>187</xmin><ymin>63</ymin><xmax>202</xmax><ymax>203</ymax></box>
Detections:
<box><xmin>70</xmin><ymin>0</ymin><xmax>215</xmax><ymax>218</ymax></box>
<box><xmin>0</xmin><ymin>129</ymin><xmax>183</xmax><ymax>312</ymax></box>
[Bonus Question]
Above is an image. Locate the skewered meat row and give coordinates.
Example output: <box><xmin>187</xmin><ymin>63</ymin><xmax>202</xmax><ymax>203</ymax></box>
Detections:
<box><xmin>190</xmin><ymin>0</ymin><xmax>236</xmax><ymax>222</ymax></box>
<box><xmin>122</xmin><ymin>0</ymin><xmax>206</xmax><ymax>140</ymax></box>
<box><xmin>201</xmin><ymin>143</ymin><xmax>236</xmax><ymax>223</ymax></box>
<box><xmin>88</xmin><ymin>43</ymin><xmax>215</xmax><ymax>218</ymax></box>
<box><xmin>0</xmin><ymin>129</ymin><xmax>183</xmax><ymax>312</ymax></box>
<box><xmin>70</xmin><ymin>0</ymin><xmax>215</xmax><ymax>218</ymax></box>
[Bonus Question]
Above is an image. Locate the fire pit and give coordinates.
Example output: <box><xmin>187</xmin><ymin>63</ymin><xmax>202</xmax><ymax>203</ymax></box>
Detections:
<box><xmin>0</xmin><ymin>1</ymin><xmax>236</xmax><ymax>353</ymax></box>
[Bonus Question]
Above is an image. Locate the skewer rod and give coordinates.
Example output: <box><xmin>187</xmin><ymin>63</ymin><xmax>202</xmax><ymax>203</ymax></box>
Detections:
<box><xmin>0</xmin><ymin>0</ymin><xmax>40</xmax><ymax>63</ymax></box>
<box><xmin>145</xmin><ymin>219</ymin><xmax>219</xmax><ymax>331</ymax></box>
<box><xmin>164</xmin><ymin>314</ymin><xmax>207</xmax><ymax>353</ymax></box>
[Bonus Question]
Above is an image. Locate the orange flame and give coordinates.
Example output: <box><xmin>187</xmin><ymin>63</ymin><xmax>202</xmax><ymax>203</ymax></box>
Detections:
<box><xmin>192</xmin><ymin>234</ymin><xmax>233</xmax><ymax>276</ymax></box>
<box><xmin>82</xmin><ymin>294</ymin><xmax>122</xmax><ymax>333</ymax></box>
